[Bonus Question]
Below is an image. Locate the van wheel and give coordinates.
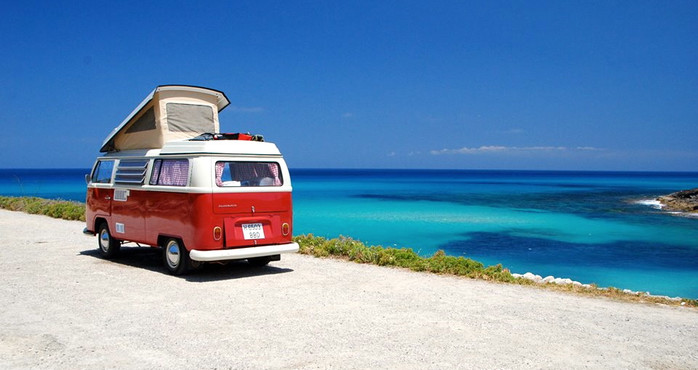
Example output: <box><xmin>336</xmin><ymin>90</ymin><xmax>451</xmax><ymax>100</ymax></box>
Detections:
<box><xmin>163</xmin><ymin>238</ymin><xmax>190</xmax><ymax>275</ymax></box>
<box><xmin>97</xmin><ymin>222</ymin><xmax>120</xmax><ymax>259</ymax></box>
<box><xmin>248</xmin><ymin>256</ymin><xmax>272</xmax><ymax>267</ymax></box>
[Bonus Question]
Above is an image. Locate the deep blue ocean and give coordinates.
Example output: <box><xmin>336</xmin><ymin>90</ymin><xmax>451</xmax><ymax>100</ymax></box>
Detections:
<box><xmin>2</xmin><ymin>168</ymin><xmax>697</xmax><ymax>298</ymax></box>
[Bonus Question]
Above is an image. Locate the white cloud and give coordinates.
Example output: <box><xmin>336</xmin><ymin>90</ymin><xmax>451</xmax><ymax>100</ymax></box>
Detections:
<box><xmin>430</xmin><ymin>146</ymin><xmax>508</xmax><ymax>155</ymax></box>
<box><xmin>342</xmin><ymin>112</ymin><xmax>354</xmax><ymax>118</ymax></box>
<box><xmin>575</xmin><ymin>146</ymin><xmax>605</xmax><ymax>151</ymax></box>
<box><xmin>430</xmin><ymin>146</ymin><xmax>604</xmax><ymax>155</ymax></box>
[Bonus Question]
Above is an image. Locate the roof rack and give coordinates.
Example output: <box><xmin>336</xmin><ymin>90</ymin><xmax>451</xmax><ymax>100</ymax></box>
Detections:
<box><xmin>190</xmin><ymin>133</ymin><xmax>265</xmax><ymax>142</ymax></box>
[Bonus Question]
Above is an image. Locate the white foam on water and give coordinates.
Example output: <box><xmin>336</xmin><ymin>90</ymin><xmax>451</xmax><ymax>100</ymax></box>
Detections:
<box><xmin>669</xmin><ymin>211</ymin><xmax>698</xmax><ymax>218</ymax></box>
<box><xmin>634</xmin><ymin>199</ymin><xmax>664</xmax><ymax>209</ymax></box>
<box><xmin>634</xmin><ymin>199</ymin><xmax>698</xmax><ymax>218</ymax></box>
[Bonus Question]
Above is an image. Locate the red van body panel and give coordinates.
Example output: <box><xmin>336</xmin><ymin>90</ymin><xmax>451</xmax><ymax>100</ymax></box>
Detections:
<box><xmin>88</xmin><ymin>190</ymin><xmax>293</xmax><ymax>251</ymax></box>
<box><xmin>85</xmin><ymin>187</ymin><xmax>113</xmax><ymax>225</ymax></box>
<box><xmin>111</xmin><ymin>190</ymin><xmax>147</xmax><ymax>242</ymax></box>
<box><xmin>214</xmin><ymin>192</ymin><xmax>293</xmax><ymax>248</ymax></box>
<box><xmin>212</xmin><ymin>192</ymin><xmax>290</xmax><ymax>214</ymax></box>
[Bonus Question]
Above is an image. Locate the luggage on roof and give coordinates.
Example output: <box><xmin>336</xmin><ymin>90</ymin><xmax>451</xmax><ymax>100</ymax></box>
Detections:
<box><xmin>189</xmin><ymin>132</ymin><xmax>265</xmax><ymax>142</ymax></box>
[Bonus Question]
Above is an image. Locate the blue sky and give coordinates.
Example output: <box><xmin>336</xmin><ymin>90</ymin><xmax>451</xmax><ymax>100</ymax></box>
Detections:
<box><xmin>1</xmin><ymin>1</ymin><xmax>696</xmax><ymax>171</ymax></box>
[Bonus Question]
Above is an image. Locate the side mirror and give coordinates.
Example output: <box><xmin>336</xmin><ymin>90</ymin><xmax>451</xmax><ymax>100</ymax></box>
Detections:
<box><xmin>85</xmin><ymin>174</ymin><xmax>91</xmax><ymax>185</ymax></box>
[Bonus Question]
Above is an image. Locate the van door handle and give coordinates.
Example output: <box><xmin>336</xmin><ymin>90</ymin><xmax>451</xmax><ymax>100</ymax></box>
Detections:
<box><xmin>105</xmin><ymin>196</ymin><xmax>111</xmax><ymax>200</ymax></box>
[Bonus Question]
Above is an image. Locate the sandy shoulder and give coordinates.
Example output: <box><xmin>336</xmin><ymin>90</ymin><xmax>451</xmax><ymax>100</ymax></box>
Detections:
<box><xmin>0</xmin><ymin>209</ymin><xmax>696</xmax><ymax>369</ymax></box>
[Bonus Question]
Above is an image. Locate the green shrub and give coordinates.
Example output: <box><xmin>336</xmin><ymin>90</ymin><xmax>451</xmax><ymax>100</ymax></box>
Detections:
<box><xmin>293</xmin><ymin>234</ymin><xmax>514</xmax><ymax>283</ymax></box>
<box><xmin>0</xmin><ymin>196</ymin><xmax>86</xmax><ymax>222</ymax></box>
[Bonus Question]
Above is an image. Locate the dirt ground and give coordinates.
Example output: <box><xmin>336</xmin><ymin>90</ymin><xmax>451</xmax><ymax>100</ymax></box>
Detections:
<box><xmin>0</xmin><ymin>209</ymin><xmax>696</xmax><ymax>369</ymax></box>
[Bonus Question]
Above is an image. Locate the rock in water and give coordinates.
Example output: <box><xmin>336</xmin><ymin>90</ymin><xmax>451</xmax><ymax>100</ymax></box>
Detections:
<box><xmin>657</xmin><ymin>188</ymin><xmax>698</xmax><ymax>213</ymax></box>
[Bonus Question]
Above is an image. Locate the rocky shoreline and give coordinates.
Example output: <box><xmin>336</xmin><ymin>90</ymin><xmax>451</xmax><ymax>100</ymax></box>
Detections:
<box><xmin>657</xmin><ymin>188</ymin><xmax>698</xmax><ymax>213</ymax></box>
<box><xmin>511</xmin><ymin>272</ymin><xmax>686</xmax><ymax>304</ymax></box>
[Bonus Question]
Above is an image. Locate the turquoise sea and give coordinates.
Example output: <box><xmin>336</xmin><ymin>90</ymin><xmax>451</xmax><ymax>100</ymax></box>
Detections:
<box><xmin>2</xmin><ymin>168</ymin><xmax>697</xmax><ymax>298</ymax></box>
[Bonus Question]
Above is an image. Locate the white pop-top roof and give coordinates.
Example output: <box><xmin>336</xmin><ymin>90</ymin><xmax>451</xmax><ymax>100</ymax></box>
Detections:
<box><xmin>100</xmin><ymin>85</ymin><xmax>230</xmax><ymax>153</ymax></box>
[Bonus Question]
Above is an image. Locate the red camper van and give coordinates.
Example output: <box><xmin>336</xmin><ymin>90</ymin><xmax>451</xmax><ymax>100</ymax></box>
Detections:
<box><xmin>84</xmin><ymin>85</ymin><xmax>298</xmax><ymax>275</ymax></box>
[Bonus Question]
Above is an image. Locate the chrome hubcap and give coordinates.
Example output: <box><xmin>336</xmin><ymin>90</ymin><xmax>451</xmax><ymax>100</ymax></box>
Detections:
<box><xmin>166</xmin><ymin>241</ymin><xmax>181</xmax><ymax>268</ymax></box>
<box><xmin>99</xmin><ymin>229</ymin><xmax>110</xmax><ymax>252</ymax></box>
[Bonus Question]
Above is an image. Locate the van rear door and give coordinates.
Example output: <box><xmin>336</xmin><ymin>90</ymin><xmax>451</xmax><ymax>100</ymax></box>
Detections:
<box><xmin>211</xmin><ymin>161</ymin><xmax>292</xmax><ymax>248</ymax></box>
<box><xmin>218</xmin><ymin>193</ymin><xmax>292</xmax><ymax>248</ymax></box>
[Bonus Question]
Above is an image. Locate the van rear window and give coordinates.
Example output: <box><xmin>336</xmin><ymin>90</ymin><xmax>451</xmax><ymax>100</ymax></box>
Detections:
<box><xmin>150</xmin><ymin>159</ymin><xmax>190</xmax><ymax>186</ymax></box>
<box><xmin>215</xmin><ymin>162</ymin><xmax>283</xmax><ymax>187</ymax></box>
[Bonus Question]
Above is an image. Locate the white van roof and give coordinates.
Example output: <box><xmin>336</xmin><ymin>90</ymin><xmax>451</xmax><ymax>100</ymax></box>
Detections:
<box><xmin>159</xmin><ymin>140</ymin><xmax>282</xmax><ymax>156</ymax></box>
<box><xmin>98</xmin><ymin>140</ymin><xmax>283</xmax><ymax>159</ymax></box>
<box><xmin>100</xmin><ymin>85</ymin><xmax>230</xmax><ymax>153</ymax></box>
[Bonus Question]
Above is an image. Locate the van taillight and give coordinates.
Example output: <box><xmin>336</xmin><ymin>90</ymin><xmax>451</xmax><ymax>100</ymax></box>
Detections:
<box><xmin>282</xmin><ymin>223</ymin><xmax>290</xmax><ymax>236</ymax></box>
<box><xmin>213</xmin><ymin>226</ymin><xmax>222</xmax><ymax>241</ymax></box>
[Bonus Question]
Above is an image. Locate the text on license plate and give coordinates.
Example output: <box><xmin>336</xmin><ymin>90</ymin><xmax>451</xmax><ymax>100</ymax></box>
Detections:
<box><xmin>242</xmin><ymin>223</ymin><xmax>265</xmax><ymax>240</ymax></box>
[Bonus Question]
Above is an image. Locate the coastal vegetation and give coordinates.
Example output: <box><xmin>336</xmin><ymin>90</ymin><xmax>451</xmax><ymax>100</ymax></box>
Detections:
<box><xmin>0</xmin><ymin>195</ymin><xmax>695</xmax><ymax>307</ymax></box>
<box><xmin>294</xmin><ymin>234</ymin><xmax>514</xmax><ymax>282</ymax></box>
<box><xmin>0</xmin><ymin>196</ymin><xmax>85</xmax><ymax>221</ymax></box>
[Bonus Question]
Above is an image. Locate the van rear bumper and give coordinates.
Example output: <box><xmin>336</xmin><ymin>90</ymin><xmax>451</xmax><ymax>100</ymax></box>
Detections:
<box><xmin>189</xmin><ymin>242</ymin><xmax>299</xmax><ymax>262</ymax></box>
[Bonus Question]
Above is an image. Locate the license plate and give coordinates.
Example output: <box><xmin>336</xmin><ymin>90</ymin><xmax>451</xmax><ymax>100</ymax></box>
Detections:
<box><xmin>242</xmin><ymin>223</ymin><xmax>265</xmax><ymax>240</ymax></box>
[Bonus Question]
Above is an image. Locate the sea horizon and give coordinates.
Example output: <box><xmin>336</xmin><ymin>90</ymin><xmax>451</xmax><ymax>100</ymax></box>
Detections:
<box><xmin>3</xmin><ymin>166</ymin><xmax>698</xmax><ymax>174</ymax></box>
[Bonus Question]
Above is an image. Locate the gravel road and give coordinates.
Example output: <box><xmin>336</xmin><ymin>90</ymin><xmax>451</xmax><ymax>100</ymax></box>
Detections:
<box><xmin>0</xmin><ymin>209</ymin><xmax>696</xmax><ymax>369</ymax></box>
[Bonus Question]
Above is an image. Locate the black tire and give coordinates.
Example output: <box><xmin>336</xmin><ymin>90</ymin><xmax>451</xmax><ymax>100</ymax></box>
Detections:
<box><xmin>247</xmin><ymin>256</ymin><xmax>273</xmax><ymax>267</ymax></box>
<box><xmin>97</xmin><ymin>222</ymin><xmax>120</xmax><ymax>259</ymax></box>
<box><xmin>162</xmin><ymin>238</ymin><xmax>191</xmax><ymax>275</ymax></box>
<box><xmin>189</xmin><ymin>259</ymin><xmax>203</xmax><ymax>271</ymax></box>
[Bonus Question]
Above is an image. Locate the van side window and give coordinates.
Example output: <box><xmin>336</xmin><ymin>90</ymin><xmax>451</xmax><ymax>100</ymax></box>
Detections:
<box><xmin>215</xmin><ymin>162</ymin><xmax>283</xmax><ymax>187</ymax></box>
<box><xmin>149</xmin><ymin>159</ymin><xmax>189</xmax><ymax>186</ymax></box>
<box><xmin>91</xmin><ymin>160</ymin><xmax>114</xmax><ymax>184</ymax></box>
